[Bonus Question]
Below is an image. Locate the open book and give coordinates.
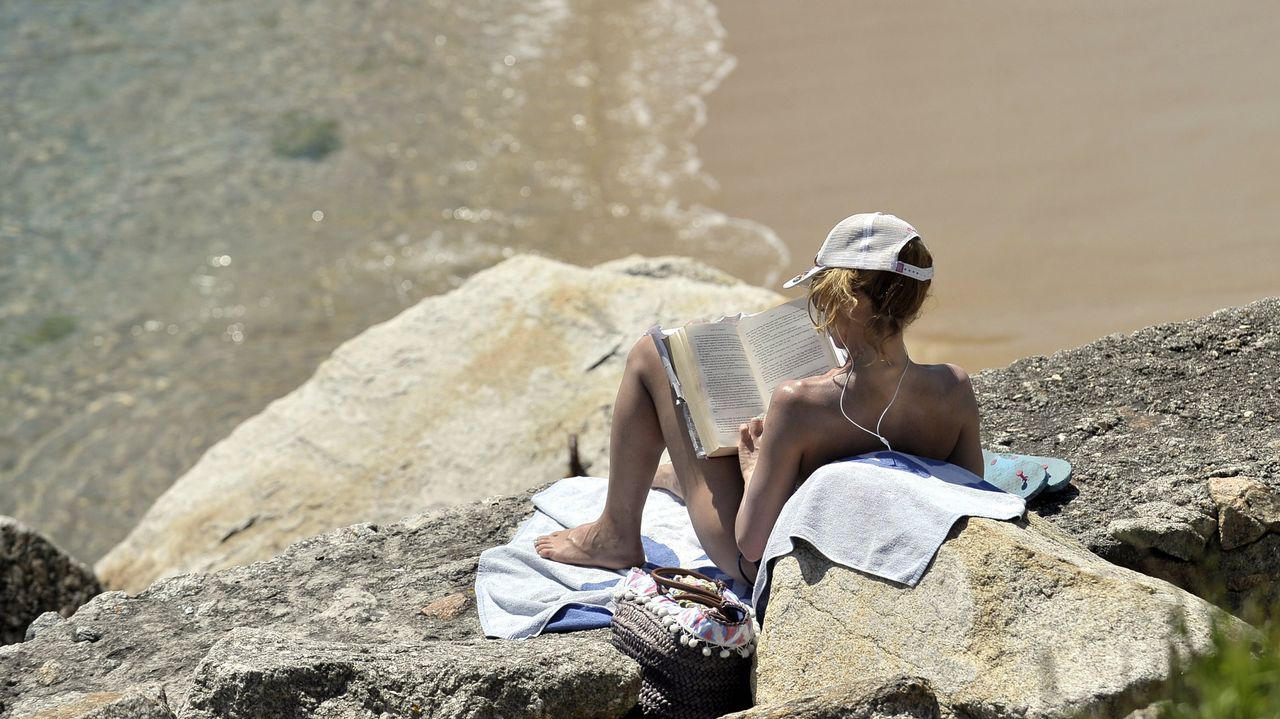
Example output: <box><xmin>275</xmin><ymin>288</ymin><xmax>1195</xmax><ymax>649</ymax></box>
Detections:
<box><xmin>648</xmin><ymin>297</ymin><xmax>841</xmax><ymax>458</ymax></box>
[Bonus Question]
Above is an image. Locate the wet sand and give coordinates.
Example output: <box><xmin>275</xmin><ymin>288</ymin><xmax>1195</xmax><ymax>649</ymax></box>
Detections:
<box><xmin>698</xmin><ymin>0</ymin><xmax>1280</xmax><ymax>370</ymax></box>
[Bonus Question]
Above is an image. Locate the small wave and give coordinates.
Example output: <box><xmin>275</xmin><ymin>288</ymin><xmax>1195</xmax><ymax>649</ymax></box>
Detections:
<box><xmin>0</xmin><ymin>0</ymin><xmax>782</xmax><ymax>560</ymax></box>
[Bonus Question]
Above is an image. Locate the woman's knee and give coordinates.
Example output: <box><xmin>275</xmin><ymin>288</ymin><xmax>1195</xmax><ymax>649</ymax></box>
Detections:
<box><xmin>625</xmin><ymin>334</ymin><xmax>662</xmax><ymax>375</ymax></box>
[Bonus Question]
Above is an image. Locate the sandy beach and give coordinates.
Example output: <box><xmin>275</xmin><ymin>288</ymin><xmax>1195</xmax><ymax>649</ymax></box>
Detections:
<box><xmin>698</xmin><ymin>0</ymin><xmax>1280</xmax><ymax>370</ymax></box>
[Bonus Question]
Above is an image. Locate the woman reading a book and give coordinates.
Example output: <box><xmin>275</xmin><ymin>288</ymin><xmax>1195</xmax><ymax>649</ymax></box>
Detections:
<box><xmin>535</xmin><ymin>212</ymin><xmax>984</xmax><ymax>586</ymax></box>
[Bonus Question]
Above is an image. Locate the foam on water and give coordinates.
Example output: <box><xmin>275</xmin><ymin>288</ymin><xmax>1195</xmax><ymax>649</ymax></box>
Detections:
<box><xmin>0</xmin><ymin>0</ymin><xmax>785</xmax><ymax>560</ymax></box>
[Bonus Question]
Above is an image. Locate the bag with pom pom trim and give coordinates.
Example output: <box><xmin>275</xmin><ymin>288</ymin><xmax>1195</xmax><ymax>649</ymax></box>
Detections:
<box><xmin>609</xmin><ymin>566</ymin><xmax>757</xmax><ymax>719</ymax></box>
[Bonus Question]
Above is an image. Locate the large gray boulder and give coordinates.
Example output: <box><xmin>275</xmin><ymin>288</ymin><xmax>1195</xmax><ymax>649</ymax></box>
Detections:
<box><xmin>1</xmin><ymin>516</ymin><xmax>102</xmax><ymax>646</ymax></box>
<box><xmin>0</xmin><ymin>485</ymin><xmax>640</xmax><ymax>718</ymax></box>
<box><xmin>973</xmin><ymin>297</ymin><xmax>1280</xmax><ymax>611</ymax></box>
<box><xmin>96</xmin><ymin>254</ymin><xmax>781</xmax><ymax>594</ymax></box>
<box><xmin>753</xmin><ymin>514</ymin><xmax>1254</xmax><ymax>719</ymax></box>
<box><xmin>5</xmin><ymin>490</ymin><xmax>1248</xmax><ymax>719</ymax></box>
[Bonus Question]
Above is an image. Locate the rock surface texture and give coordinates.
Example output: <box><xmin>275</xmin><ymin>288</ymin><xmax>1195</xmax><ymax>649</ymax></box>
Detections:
<box><xmin>2</xmin><ymin>491</ymin><xmax>1250</xmax><ymax>719</ymax></box>
<box><xmin>0</xmin><ymin>516</ymin><xmax>102</xmax><ymax>646</ymax></box>
<box><xmin>181</xmin><ymin>627</ymin><xmax>636</xmax><ymax>719</ymax></box>
<box><xmin>0</xmin><ymin>486</ymin><xmax>641</xmax><ymax>718</ymax></box>
<box><xmin>754</xmin><ymin>514</ymin><xmax>1251</xmax><ymax>719</ymax></box>
<box><xmin>974</xmin><ymin>297</ymin><xmax>1280</xmax><ymax>611</ymax></box>
<box><xmin>97</xmin><ymin>255</ymin><xmax>780</xmax><ymax>593</ymax></box>
<box><xmin>725</xmin><ymin>675</ymin><xmax>945</xmax><ymax>718</ymax></box>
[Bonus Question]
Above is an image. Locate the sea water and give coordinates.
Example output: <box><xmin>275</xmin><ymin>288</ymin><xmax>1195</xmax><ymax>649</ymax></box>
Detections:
<box><xmin>0</xmin><ymin>0</ymin><xmax>784</xmax><ymax>561</ymax></box>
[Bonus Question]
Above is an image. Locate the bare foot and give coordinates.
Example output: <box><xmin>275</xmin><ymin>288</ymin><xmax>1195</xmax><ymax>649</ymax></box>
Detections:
<box><xmin>651</xmin><ymin>462</ymin><xmax>683</xmax><ymax>499</ymax></box>
<box><xmin>738</xmin><ymin>416</ymin><xmax>765</xmax><ymax>490</ymax></box>
<box><xmin>534</xmin><ymin>519</ymin><xmax>644</xmax><ymax>569</ymax></box>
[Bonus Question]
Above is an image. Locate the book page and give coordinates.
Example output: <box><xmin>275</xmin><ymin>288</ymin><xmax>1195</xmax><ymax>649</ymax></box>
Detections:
<box><xmin>666</xmin><ymin>331</ymin><xmax>719</xmax><ymax>456</ymax></box>
<box><xmin>683</xmin><ymin>322</ymin><xmax>766</xmax><ymax>441</ymax></box>
<box><xmin>650</xmin><ymin>327</ymin><xmax>714</xmax><ymax>457</ymax></box>
<box><xmin>739</xmin><ymin>298</ymin><xmax>840</xmax><ymax>401</ymax></box>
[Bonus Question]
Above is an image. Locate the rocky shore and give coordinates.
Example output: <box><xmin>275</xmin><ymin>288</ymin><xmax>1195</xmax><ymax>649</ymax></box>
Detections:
<box><xmin>971</xmin><ymin>297</ymin><xmax>1280</xmax><ymax>612</ymax></box>
<box><xmin>2</xmin><ymin>255</ymin><xmax>1277</xmax><ymax>718</ymax></box>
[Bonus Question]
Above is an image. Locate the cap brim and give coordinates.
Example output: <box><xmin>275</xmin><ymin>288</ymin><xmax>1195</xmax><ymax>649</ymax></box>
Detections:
<box><xmin>782</xmin><ymin>266</ymin><xmax>823</xmax><ymax>289</ymax></box>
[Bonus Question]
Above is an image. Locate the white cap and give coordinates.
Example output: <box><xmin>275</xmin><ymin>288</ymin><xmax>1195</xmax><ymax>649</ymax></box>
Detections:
<box><xmin>782</xmin><ymin>212</ymin><xmax>934</xmax><ymax>289</ymax></box>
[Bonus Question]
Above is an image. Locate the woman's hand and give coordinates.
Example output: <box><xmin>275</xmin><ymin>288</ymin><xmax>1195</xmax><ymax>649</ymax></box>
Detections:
<box><xmin>737</xmin><ymin>414</ymin><xmax>765</xmax><ymax>489</ymax></box>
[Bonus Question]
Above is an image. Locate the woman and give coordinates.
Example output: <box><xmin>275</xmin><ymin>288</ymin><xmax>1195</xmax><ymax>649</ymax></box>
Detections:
<box><xmin>535</xmin><ymin>212</ymin><xmax>983</xmax><ymax>586</ymax></box>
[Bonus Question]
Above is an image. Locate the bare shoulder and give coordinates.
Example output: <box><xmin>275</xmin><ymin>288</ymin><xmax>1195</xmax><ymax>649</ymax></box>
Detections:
<box><xmin>913</xmin><ymin>362</ymin><xmax>978</xmax><ymax>409</ymax></box>
<box><xmin>914</xmin><ymin>361</ymin><xmax>972</xmax><ymax>388</ymax></box>
<box><xmin>765</xmin><ymin>376</ymin><xmax>827</xmax><ymax>425</ymax></box>
<box><xmin>769</xmin><ymin>376</ymin><xmax>824</xmax><ymax>408</ymax></box>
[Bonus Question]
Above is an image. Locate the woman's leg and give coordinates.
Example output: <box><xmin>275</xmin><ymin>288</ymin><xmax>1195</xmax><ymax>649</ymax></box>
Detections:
<box><xmin>535</xmin><ymin>336</ymin><xmax>749</xmax><ymax>584</ymax></box>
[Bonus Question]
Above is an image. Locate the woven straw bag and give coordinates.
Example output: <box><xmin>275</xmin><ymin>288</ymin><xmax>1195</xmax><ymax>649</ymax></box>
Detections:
<box><xmin>610</xmin><ymin>567</ymin><xmax>757</xmax><ymax>719</ymax></box>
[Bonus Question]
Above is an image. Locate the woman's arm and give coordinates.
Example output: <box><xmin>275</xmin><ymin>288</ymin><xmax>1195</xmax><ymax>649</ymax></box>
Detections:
<box><xmin>944</xmin><ymin>367</ymin><xmax>985</xmax><ymax>478</ymax></box>
<box><xmin>734</xmin><ymin>382</ymin><xmax>807</xmax><ymax>563</ymax></box>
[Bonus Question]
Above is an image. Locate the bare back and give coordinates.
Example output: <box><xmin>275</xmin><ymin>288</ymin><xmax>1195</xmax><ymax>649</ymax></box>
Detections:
<box><xmin>781</xmin><ymin>361</ymin><xmax>981</xmax><ymax>481</ymax></box>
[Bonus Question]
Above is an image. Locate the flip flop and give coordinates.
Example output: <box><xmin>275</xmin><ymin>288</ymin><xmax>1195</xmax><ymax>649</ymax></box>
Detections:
<box><xmin>981</xmin><ymin>450</ymin><xmax>1073</xmax><ymax>499</ymax></box>
<box><xmin>1041</xmin><ymin>455</ymin><xmax>1073</xmax><ymax>493</ymax></box>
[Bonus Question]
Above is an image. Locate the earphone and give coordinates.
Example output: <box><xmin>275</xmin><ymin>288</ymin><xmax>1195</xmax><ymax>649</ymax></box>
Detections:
<box><xmin>833</xmin><ymin>325</ymin><xmax>908</xmax><ymax>452</ymax></box>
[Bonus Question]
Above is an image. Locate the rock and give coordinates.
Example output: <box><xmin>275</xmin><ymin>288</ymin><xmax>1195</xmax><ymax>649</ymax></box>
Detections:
<box><xmin>81</xmin><ymin>693</ymin><xmax>176</xmax><ymax>719</ymax></box>
<box><xmin>4</xmin><ymin>691</ymin><xmax>177</xmax><ymax>719</ymax></box>
<box><xmin>0</xmin><ymin>437</ymin><xmax>1264</xmax><ymax>717</ymax></box>
<box><xmin>1106</xmin><ymin>501</ymin><xmax>1217</xmax><ymax>561</ymax></box>
<box><xmin>23</xmin><ymin>611</ymin><xmax>66</xmax><ymax>643</ymax></box>
<box><xmin>0</xmin><ymin>484</ymin><xmax>642</xmax><ymax>718</ymax></box>
<box><xmin>725</xmin><ymin>675</ymin><xmax>943</xmax><ymax>718</ymax></box>
<box><xmin>595</xmin><ymin>255</ymin><xmax>744</xmax><ymax>285</ymax></box>
<box><xmin>1</xmin><ymin>516</ymin><xmax>103</xmax><ymax>646</ymax></box>
<box><xmin>1208</xmin><ymin>477</ymin><xmax>1280</xmax><ymax>550</ymax></box>
<box><xmin>97</xmin><ymin>254</ymin><xmax>781</xmax><ymax>594</ymax></box>
<box><xmin>972</xmin><ymin>297</ymin><xmax>1280</xmax><ymax>610</ymax></box>
<box><xmin>1127</xmin><ymin>474</ymin><xmax>1217</xmax><ymax>520</ymax></box>
<box><xmin>754</xmin><ymin>514</ymin><xmax>1254</xmax><ymax>719</ymax></box>
<box><xmin>180</xmin><ymin>627</ymin><xmax>638</xmax><ymax>719</ymax></box>
<box><xmin>421</xmin><ymin>592</ymin><xmax>471</xmax><ymax>620</ymax></box>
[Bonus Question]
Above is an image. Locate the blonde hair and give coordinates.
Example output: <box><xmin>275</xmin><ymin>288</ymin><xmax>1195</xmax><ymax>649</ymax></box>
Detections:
<box><xmin>806</xmin><ymin>237</ymin><xmax>933</xmax><ymax>353</ymax></box>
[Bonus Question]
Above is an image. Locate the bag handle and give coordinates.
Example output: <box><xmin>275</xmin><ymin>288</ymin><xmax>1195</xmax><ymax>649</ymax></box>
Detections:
<box><xmin>648</xmin><ymin>567</ymin><xmax>750</xmax><ymax>624</ymax></box>
<box><xmin>650</xmin><ymin>567</ymin><xmax>726</xmax><ymax>604</ymax></box>
<box><xmin>650</xmin><ymin>566</ymin><xmax>725</xmax><ymax>592</ymax></box>
<box><xmin>650</xmin><ymin>562</ymin><xmax>732</xmax><ymax>606</ymax></box>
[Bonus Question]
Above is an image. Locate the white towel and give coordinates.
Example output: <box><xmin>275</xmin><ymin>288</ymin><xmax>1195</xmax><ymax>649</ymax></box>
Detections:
<box><xmin>751</xmin><ymin>451</ymin><xmax>1026</xmax><ymax>612</ymax></box>
<box><xmin>475</xmin><ymin>476</ymin><xmax>749</xmax><ymax>639</ymax></box>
